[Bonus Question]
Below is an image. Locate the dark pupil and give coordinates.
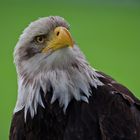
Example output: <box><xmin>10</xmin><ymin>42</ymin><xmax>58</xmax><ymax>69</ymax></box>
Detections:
<box><xmin>57</xmin><ymin>31</ymin><xmax>60</xmax><ymax>36</ymax></box>
<box><xmin>38</xmin><ymin>37</ymin><xmax>43</xmax><ymax>42</ymax></box>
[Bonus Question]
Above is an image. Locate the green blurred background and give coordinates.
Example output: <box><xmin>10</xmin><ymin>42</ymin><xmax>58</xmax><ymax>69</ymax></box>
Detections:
<box><xmin>0</xmin><ymin>0</ymin><xmax>140</xmax><ymax>139</ymax></box>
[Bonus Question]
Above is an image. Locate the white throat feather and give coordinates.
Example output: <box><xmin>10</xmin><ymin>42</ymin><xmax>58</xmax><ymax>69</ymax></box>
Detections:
<box><xmin>14</xmin><ymin>45</ymin><xmax>103</xmax><ymax>120</ymax></box>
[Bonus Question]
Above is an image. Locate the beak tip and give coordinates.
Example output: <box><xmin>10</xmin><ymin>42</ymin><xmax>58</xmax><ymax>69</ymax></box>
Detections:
<box><xmin>70</xmin><ymin>40</ymin><xmax>74</xmax><ymax>48</ymax></box>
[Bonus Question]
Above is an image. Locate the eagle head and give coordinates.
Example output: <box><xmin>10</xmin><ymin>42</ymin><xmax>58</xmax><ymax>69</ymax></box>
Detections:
<box><xmin>14</xmin><ymin>16</ymin><xmax>76</xmax><ymax>76</ymax></box>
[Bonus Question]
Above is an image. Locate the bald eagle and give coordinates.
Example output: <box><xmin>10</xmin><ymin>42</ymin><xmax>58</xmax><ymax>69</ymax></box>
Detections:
<box><xmin>10</xmin><ymin>16</ymin><xmax>140</xmax><ymax>140</ymax></box>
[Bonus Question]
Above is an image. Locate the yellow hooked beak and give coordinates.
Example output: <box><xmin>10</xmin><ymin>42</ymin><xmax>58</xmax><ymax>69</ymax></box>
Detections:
<box><xmin>42</xmin><ymin>27</ymin><xmax>74</xmax><ymax>53</ymax></box>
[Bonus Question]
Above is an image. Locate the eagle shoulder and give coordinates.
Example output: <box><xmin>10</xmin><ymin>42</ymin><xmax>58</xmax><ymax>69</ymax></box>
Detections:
<box><xmin>95</xmin><ymin>71</ymin><xmax>140</xmax><ymax>140</ymax></box>
<box><xmin>10</xmin><ymin>110</ymin><xmax>25</xmax><ymax>140</ymax></box>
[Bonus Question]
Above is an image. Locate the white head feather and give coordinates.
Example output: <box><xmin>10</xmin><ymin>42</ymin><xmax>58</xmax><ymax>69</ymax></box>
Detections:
<box><xmin>13</xmin><ymin>16</ymin><xmax>103</xmax><ymax>120</ymax></box>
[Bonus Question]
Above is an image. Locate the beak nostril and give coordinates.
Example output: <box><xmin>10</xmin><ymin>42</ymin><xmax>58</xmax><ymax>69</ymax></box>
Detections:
<box><xmin>56</xmin><ymin>31</ymin><xmax>60</xmax><ymax>36</ymax></box>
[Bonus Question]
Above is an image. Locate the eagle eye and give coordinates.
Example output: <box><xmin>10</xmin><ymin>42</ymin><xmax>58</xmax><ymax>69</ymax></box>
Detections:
<box><xmin>35</xmin><ymin>35</ymin><xmax>45</xmax><ymax>44</ymax></box>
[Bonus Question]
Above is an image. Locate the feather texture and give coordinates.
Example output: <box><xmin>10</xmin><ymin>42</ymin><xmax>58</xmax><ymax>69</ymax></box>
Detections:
<box><xmin>14</xmin><ymin>46</ymin><xmax>103</xmax><ymax>120</ymax></box>
<box><xmin>10</xmin><ymin>72</ymin><xmax>140</xmax><ymax>140</ymax></box>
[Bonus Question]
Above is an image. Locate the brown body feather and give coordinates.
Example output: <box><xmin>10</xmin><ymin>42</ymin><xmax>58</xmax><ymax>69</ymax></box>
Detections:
<box><xmin>10</xmin><ymin>72</ymin><xmax>140</xmax><ymax>140</ymax></box>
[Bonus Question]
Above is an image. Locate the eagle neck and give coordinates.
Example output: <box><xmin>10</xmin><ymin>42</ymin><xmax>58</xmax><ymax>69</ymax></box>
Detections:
<box><xmin>14</xmin><ymin>46</ymin><xmax>103</xmax><ymax>120</ymax></box>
